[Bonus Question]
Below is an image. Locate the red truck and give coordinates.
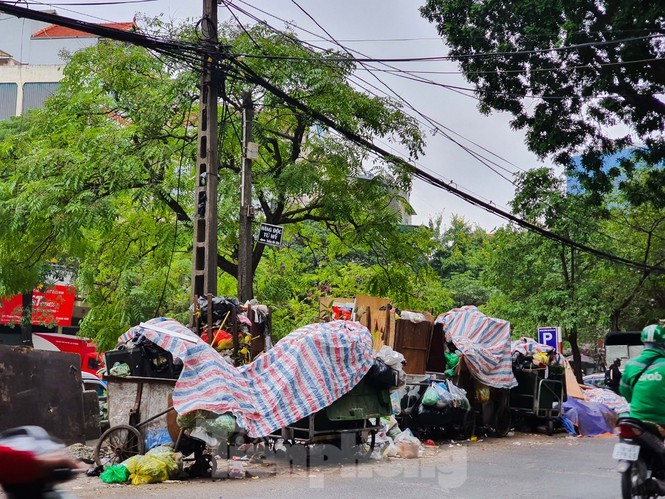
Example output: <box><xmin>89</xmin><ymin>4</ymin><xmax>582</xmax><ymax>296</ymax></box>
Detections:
<box><xmin>31</xmin><ymin>332</ymin><xmax>104</xmax><ymax>376</ymax></box>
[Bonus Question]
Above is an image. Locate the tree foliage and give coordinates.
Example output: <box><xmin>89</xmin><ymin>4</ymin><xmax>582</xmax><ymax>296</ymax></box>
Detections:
<box><xmin>430</xmin><ymin>215</ymin><xmax>492</xmax><ymax>307</ymax></box>
<box><xmin>421</xmin><ymin>0</ymin><xmax>665</xmax><ymax>206</ymax></box>
<box><xmin>482</xmin><ymin>167</ymin><xmax>665</xmax><ymax>378</ymax></box>
<box><xmin>0</xmin><ymin>20</ymin><xmax>428</xmax><ymax>344</ymax></box>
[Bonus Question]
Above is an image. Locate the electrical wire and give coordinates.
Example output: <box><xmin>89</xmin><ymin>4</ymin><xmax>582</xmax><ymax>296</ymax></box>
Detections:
<box><xmin>1</xmin><ymin>2</ymin><xmax>662</xmax><ymax>274</ymax></box>
<box><xmin>226</xmin><ymin>0</ymin><xmax>661</xmax><ymax>251</ymax></box>
<box><xmin>223</xmin><ymin>54</ymin><xmax>665</xmax><ymax>274</ymax></box>
<box><xmin>18</xmin><ymin>0</ymin><xmax>156</xmax><ymax>5</ymax></box>
<box><xmin>233</xmin><ymin>34</ymin><xmax>665</xmax><ymax>63</ymax></box>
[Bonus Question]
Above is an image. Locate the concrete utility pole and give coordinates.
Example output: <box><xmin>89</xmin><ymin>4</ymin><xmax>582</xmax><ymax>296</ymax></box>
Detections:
<box><xmin>238</xmin><ymin>91</ymin><xmax>256</xmax><ymax>303</ymax></box>
<box><xmin>190</xmin><ymin>0</ymin><xmax>219</xmax><ymax>327</ymax></box>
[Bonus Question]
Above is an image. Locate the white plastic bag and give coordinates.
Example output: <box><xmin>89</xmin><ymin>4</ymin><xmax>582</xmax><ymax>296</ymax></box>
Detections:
<box><xmin>446</xmin><ymin>380</ymin><xmax>471</xmax><ymax>411</ymax></box>
<box><xmin>394</xmin><ymin>429</ymin><xmax>423</xmax><ymax>459</ymax></box>
<box><xmin>377</xmin><ymin>346</ymin><xmax>405</xmax><ymax>369</ymax></box>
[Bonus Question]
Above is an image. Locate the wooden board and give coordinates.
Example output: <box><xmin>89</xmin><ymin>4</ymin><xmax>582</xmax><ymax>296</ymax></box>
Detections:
<box><xmin>355</xmin><ymin>294</ymin><xmax>391</xmax><ymax>314</ymax></box>
<box><xmin>393</xmin><ymin>318</ymin><xmax>433</xmax><ymax>374</ymax></box>
<box><xmin>564</xmin><ymin>361</ymin><xmax>587</xmax><ymax>400</ymax></box>
<box><xmin>426</xmin><ymin>322</ymin><xmax>447</xmax><ymax>373</ymax></box>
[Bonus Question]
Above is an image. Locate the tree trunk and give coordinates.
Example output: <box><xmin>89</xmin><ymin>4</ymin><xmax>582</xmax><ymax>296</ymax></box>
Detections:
<box><xmin>20</xmin><ymin>291</ymin><xmax>33</xmax><ymax>346</ymax></box>
<box><xmin>568</xmin><ymin>328</ymin><xmax>584</xmax><ymax>384</ymax></box>
<box><xmin>610</xmin><ymin>310</ymin><xmax>620</xmax><ymax>332</ymax></box>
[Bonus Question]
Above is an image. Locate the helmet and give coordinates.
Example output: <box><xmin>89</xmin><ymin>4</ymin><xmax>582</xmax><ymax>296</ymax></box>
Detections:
<box><xmin>641</xmin><ymin>324</ymin><xmax>665</xmax><ymax>345</ymax></box>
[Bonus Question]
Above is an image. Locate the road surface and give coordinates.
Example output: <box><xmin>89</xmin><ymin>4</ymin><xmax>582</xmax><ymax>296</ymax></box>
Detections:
<box><xmin>56</xmin><ymin>432</ymin><xmax>621</xmax><ymax>499</ymax></box>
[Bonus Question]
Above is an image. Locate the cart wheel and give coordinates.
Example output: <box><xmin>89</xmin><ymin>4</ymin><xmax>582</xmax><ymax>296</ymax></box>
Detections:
<box><xmin>460</xmin><ymin>410</ymin><xmax>476</xmax><ymax>440</ymax></box>
<box><xmin>95</xmin><ymin>424</ymin><xmax>145</xmax><ymax>467</ymax></box>
<box><xmin>188</xmin><ymin>454</ymin><xmax>217</xmax><ymax>478</ymax></box>
<box><xmin>546</xmin><ymin>418</ymin><xmax>554</xmax><ymax>436</ymax></box>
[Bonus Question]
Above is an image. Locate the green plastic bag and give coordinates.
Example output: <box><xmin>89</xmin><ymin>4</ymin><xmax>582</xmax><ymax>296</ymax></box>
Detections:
<box><xmin>445</xmin><ymin>353</ymin><xmax>460</xmax><ymax>370</ymax></box>
<box><xmin>99</xmin><ymin>464</ymin><xmax>130</xmax><ymax>483</ymax></box>
<box><xmin>422</xmin><ymin>384</ymin><xmax>439</xmax><ymax>406</ymax></box>
<box><xmin>203</xmin><ymin>414</ymin><xmax>236</xmax><ymax>437</ymax></box>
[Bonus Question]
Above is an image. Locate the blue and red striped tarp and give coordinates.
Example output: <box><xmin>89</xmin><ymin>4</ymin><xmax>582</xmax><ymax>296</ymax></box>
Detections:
<box><xmin>118</xmin><ymin>318</ymin><xmax>374</xmax><ymax>437</ymax></box>
<box><xmin>435</xmin><ymin>306</ymin><xmax>517</xmax><ymax>389</ymax></box>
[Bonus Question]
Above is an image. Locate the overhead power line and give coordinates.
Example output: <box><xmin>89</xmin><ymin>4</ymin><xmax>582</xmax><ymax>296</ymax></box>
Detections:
<box><xmin>233</xmin><ymin>34</ymin><xmax>665</xmax><ymax>63</ymax></box>
<box><xmin>0</xmin><ymin>2</ymin><xmax>662</xmax><ymax>275</ymax></box>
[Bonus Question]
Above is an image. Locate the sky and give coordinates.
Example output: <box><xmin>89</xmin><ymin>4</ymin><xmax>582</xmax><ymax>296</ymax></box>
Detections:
<box><xmin>25</xmin><ymin>0</ymin><xmax>555</xmax><ymax>231</ymax></box>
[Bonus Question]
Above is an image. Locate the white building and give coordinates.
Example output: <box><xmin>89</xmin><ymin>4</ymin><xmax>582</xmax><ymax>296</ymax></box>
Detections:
<box><xmin>0</xmin><ymin>12</ymin><xmax>134</xmax><ymax>120</ymax></box>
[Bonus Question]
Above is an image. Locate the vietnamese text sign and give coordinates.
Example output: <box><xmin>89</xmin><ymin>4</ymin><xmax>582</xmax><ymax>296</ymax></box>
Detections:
<box><xmin>258</xmin><ymin>223</ymin><xmax>284</xmax><ymax>247</ymax></box>
<box><xmin>0</xmin><ymin>285</ymin><xmax>76</xmax><ymax>327</ymax></box>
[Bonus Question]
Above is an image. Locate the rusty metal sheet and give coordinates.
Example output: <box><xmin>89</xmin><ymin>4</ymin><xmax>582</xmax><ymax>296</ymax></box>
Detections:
<box><xmin>0</xmin><ymin>345</ymin><xmax>86</xmax><ymax>444</ymax></box>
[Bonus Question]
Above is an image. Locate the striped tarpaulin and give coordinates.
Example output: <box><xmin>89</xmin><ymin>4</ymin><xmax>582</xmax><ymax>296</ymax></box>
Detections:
<box><xmin>435</xmin><ymin>306</ymin><xmax>517</xmax><ymax>389</ymax></box>
<box><xmin>118</xmin><ymin>318</ymin><xmax>374</xmax><ymax>437</ymax></box>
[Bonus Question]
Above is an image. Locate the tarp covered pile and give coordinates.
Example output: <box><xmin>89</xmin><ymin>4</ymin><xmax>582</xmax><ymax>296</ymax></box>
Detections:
<box><xmin>119</xmin><ymin>318</ymin><xmax>375</xmax><ymax>437</ymax></box>
<box><xmin>435</xmin><ymin>305</ymin><xmax>517</xmax><ymax>389</ymax></box>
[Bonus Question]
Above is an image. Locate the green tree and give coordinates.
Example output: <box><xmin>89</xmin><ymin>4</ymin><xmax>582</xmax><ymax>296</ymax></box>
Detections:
<box><xmin>483</xmin><ymin>169</ymin><xmax>610</xmax><ymax>380</ymax></box>
<box><xmin>430</xmin><ymin>214</ymin><xmax>493</xmax><ymax>307</ymax></box>
<box><xmin>0</xmin><ymin>21</ymin><xmax>426</xmax><ymax>345</ymax></box>
<box><xmin>420</xmin><ymin>0</ymin><xmax>665</xmax><ymax>206</ymax></box>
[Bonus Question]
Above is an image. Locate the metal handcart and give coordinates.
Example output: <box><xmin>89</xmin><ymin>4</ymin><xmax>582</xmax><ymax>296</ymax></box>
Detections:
<box><xmin>270</xmin><ymin>378</ymin><xmax>392</xmax><ymax>462</ymax></box>
<box><xmin>509</xmin><ymin>366</ymin><xmax>566</xmax><ymax>435</ymax></box>
<box><xmin>94</xmin><ymin>375</ymin><xmax>220</xmax><ymax>477</ymax></box>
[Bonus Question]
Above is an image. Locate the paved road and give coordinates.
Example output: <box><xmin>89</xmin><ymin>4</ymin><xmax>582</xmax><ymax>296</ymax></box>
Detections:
<box><xmin>56</xmin><ymin>433</ymin><xmax>621</xmax><ymax>499</ymax></box>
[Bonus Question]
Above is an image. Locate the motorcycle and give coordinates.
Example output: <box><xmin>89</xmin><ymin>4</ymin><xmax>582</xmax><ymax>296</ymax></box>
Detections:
<box><xmin>615</xmin><ymin>417</ymin><xmax>665</xmax><ymax>498</ymax></box>
<box><xmin>0</xmin><ymin>426</ymin><xmax>78</xmax><ymax>499</ymax></box>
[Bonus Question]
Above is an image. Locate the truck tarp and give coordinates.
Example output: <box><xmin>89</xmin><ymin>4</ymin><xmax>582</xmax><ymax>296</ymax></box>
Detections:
<box><xmin>119</xmin><ymin>318</ymin><xmax>374</xmax><ymax>438</ymax></box>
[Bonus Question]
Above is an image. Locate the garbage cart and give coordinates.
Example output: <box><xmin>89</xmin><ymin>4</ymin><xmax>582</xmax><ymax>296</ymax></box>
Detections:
<box><xmin>270</xmin><ymin>378</ymin><xmax>392</xmax><ymax>461</ymax></box>
<box><xmin>510</xmin><ymin>367</ymin><xmax>565</xmax><ymax>435</ymax></box>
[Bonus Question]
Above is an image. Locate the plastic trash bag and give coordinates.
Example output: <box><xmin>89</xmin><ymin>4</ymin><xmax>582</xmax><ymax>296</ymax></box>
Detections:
<box><xmin>422</xmin><ymin>384</ymin><xmax>439</xmax><ymax>406</ymax></box>
<box><xmin>389</xmin><ymin>391</ymin><xmax>401</xmax><ymax>415</ymax></box>
<box><xmin>109</xmin><ymin>362</ymin><xmax>131</xmax><ymax>377</ymax></box>
<box><xmin>474</xmin><ymin>381</ymin><xmax>491</xmax><ymax>404</ymax></box>
<box><xmin>99</xmin><ymin>464</ymin><xmax>130</xmax><ymax>483</ymax></box>
<box><xmin>121</xmin><ymin>446</ymin><xmax>181</xmax><ymax>485</ymax></box>
<box><xmin>366</xmin><ymin>358</ymin><xmax>398</xmax><ymax>389</ymax></box>
<box><xmin>423</xmin><ymin>382</ymin><xmax>455</xmax><ymax>408</ymax></box>
<box><xmin>146</xmin><ymin>428</ymin><xmax>172</xmax><ymax>450</ymax></box>
<box><xmin>394</xmin><ymin>428</ymin><xmax>423</xmax><ymax>459</ymax></box>
<box><xmin>446</xmin><ymin>381</ymin><xmax>471</xmax><ymax>411</ymax></box>
<box><xmin>445</xmin><ymin>352</ymin><xmax>460</xmax><ymax>370</ymax></box>
<box><xmin>203</xmin><ymin>414</ymin><xmax>237</xmax><ymax>437</ymax></box>
<box><xmin>377</xmin><ymin>346</ymin><xmax>405</xmax><ymax>370</ymax></box>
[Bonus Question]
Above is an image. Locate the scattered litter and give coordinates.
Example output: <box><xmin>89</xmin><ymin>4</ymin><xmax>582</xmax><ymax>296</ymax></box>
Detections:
<box><xmin>228</xmin><ymin>461</ymin><xmax>245</xmax><ymax>479</ymax></box>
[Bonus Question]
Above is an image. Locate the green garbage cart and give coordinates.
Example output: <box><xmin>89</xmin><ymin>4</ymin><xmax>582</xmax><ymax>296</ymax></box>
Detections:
<box><xmin>270</xmin><ymin>378</ymin><xmax>392</xmax><ymax>461</ymax></box>
<box><xmin>510</xmin><ymin>367</ymin><xmax>566</xmax><ymax>435</ymax></box>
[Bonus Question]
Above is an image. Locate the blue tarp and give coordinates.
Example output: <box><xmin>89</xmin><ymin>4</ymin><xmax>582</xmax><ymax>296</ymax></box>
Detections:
<box><xmin>562</xmin><ymin>397</ymin><xmax>617</xmax><ymax>436</ymax></box>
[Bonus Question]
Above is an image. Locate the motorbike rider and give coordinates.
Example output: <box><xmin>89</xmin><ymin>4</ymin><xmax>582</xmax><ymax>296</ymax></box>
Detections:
<box><xmin>0</xmin><ymin>445</ymin><xmax>80</xmax><ymax>486</ymax></box>
<box><xmin>619</xmin><ymin>324</ymin><xmax>665</xmax><ymax>494</ymax></box>
<box><xmin>620</xmin><ymin>324</ymin><xmax>665</xmax><ymax>425</ymax></box>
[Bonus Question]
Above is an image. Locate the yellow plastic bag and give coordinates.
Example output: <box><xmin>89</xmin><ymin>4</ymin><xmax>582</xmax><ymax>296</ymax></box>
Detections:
<box><xmin>474</xmin><ymin>380</ymin><xmax>491</xmax><ymax>403</ymax></box>
<box><xmin>533</xmin><ymin>352</ymin><xmax>550</xmax><ymax>366</ymax></box>
<box><xmin>122</xmin><ymin>454</ymin><xmax>170</xmax><ymax>485</ymax></box>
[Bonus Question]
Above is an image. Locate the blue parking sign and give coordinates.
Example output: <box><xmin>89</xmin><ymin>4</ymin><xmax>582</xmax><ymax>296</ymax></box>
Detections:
<box><xmin>538</xmin><ymin>327</ymin><xmax>558</xmax><ymax>350</ymax></box>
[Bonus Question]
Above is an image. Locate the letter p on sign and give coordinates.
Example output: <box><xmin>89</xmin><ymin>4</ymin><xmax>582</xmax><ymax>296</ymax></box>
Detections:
<box><xmin>538</xmin><ymin>327</ymin><xmax>559</xmax><ymax>351</ymax></box>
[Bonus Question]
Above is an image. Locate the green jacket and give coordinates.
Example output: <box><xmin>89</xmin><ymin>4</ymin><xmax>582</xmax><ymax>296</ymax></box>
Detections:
<box><xmin>620</xmin><ymin>347</ymin><xmax>665</xmax><ymax>424</ymax></box>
